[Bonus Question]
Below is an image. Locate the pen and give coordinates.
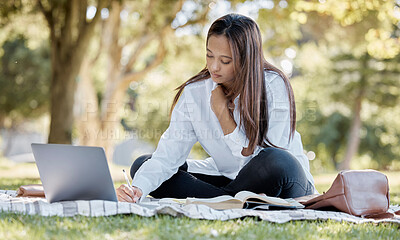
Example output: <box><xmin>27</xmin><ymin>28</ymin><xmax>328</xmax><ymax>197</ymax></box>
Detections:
<box><xmin>122</xmin><ymin>169</ymin><xmax>131</xmax><ymax>188</ymax></box>
<box><xmin>123</xmin><ymin>169</ymin><xmax>139</xmax><ymax>202</ymax></box>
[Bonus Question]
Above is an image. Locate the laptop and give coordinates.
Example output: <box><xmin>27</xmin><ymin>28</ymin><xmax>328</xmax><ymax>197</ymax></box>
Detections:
<box><xmin>31</xmin><ymin>143</ymin><xmax>118</xmax><ymax>203</ymax></box>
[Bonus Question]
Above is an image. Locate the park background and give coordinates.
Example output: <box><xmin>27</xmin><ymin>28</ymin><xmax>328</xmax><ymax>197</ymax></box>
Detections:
<box><xmin>1</xmin><ymin>0</ymin><xmax>399</xmax><ymax>171</ymax></box>
<box><xmin>0</xmin><ymin>0</ymin><xmax>400</xmax><ymax>239</ymax></box>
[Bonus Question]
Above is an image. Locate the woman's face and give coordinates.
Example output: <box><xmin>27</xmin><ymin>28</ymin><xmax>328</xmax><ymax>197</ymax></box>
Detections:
<box><xmin>206</xmin><ymin>35</ymin><xmax>235</xmax><ymax>86</ymax></box>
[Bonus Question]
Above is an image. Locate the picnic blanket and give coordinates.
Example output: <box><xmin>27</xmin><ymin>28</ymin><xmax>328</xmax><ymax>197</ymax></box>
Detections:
<box><xmin>1</xmin><ymin>190</ymin><xmax>400</xmax><ymax>224</ymax></box>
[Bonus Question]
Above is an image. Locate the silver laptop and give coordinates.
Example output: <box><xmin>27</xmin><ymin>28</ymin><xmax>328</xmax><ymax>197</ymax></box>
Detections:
<box><xmin>31</xmin><ymin>143</ymin><xmax>118</xmax><ymax>203</ymax></box>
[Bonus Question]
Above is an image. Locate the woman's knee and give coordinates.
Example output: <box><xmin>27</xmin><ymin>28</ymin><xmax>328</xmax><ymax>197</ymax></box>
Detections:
<box><xmin>130</xmin><ymin>154</ymin><xmax>152</xmax><ymax>178</ymax></box>
<box><xmin>245</xmin><ymin>148</ymin><xmax>307</xmax><ymax>189</ymax></box>
<box><xmin>248</xmin><ymin>148</ymin><xmax>310</xmax><ymax>197</ymax></box>
<box><xmin>257</xmin><ymin>148</ymin><xmax>300</xmax><ymax>174</ymax></box>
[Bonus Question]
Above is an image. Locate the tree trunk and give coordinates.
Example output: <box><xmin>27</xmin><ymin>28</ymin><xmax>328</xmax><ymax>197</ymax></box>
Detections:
<box><xmin>39</xmin><ymin>0</ymin><xmax>106</xmax><ymax>144</ymax></box>
<box><xmin>0</xmin><ymin>115</ymin><xmax>5</xmax><ymax>129</ymax></box>
<box><xmin>48</xmin><ymin>57</ymin><xmax>77</xmax><ymax>143</ymax></box>
<box><xmin>339</xmin><ymin>54</ymin><xmax>369</xmax><ymax>170</ymax></box>
<box><xmin>76</xmin><ymin>57</ymin><xmax>100</xmax><ymax>146</ymax></box>
<box><xmin>339</xmin><ymin>95</ymin><xmax>362</xmax><ymax>170</ymax></box>
<box><xmin>96</xmin><ymin>0</ymin><xmax>123</xmax><ymax>161</ymax></box>
<box><xmin>99</xmin><ymin>82</ymin><xmax>125</xmax><ymax>162</ymax></box>
<box><xmin>331</xmin><ymin>150</ymin><xmax>338</xmax><ymax>170</ymax></box>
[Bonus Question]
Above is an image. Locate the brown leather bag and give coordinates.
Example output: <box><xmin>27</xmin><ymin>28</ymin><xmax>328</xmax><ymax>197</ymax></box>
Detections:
<box><xmin>301</xmin><ymin>170</ymin><xmax>392</xmax><ymax>218</ymax></box>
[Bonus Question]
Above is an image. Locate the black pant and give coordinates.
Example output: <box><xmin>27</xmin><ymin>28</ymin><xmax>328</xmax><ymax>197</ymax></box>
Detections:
<box><xmin>130</xmin><ymin>148</ymin><xmax>314</xmax><ymax>199</ymax></box>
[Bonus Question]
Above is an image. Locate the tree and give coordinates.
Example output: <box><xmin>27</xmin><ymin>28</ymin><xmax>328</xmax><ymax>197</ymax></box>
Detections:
<box><xmin>0</xmin><ymin>0</ymin><xmax>25</xmax><ymax>27</ymax></box>
<box><xmin>294</xmin><ymin>0</ymin><xmax>400</xmax><ymax>169</ymax></box>
<box><xmin>37</xmin><ymin>0</ymin><xmax>108</xmax><ymax>144</ymax></box>
<box><xmin>359</xmin><ymin>120</ymin><xmax>399</xmax><ymax>169</ymax></box>
<box><xmin>0</xmin><ymin>36</ymin><xmax>50</xmax><ymax>127</ymax></box>
<box><xmin>331</xmin><ymin>53</ymin><xmax>399</xmax><ymax>169</ymax></box>
<box><xmin>0</xmin><ymin>36</ymin><xmax>50</xmax><ymax>156</ymax></box>
<box><xmin>75</xmin><ymin>0</ymin><xmax>211</xmax><ymax>160</ymax></box>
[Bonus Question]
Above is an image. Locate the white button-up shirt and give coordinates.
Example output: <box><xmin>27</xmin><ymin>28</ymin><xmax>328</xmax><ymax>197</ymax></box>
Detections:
<box><xmin>132</xmin><ymin>71</ymin><xmax>315</xmax><ymax>198</ymax></box>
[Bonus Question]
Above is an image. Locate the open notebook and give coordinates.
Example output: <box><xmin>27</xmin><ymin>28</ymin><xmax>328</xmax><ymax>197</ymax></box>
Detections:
<box><xmin>158</xmin><ymin>191</ymin><xmax>304</xmax><ymax>210</ymax></box>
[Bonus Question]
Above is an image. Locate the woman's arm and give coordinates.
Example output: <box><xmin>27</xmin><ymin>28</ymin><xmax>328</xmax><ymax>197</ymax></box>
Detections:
<box><xmin>130</xmin><ymin>89</ymin><xmax>198</xmax><ymax>200</ymax></box>
<box><xmin>265</xmin><ymin>74</ymin><xmax>292</xmax><ymax>148</ymax></box>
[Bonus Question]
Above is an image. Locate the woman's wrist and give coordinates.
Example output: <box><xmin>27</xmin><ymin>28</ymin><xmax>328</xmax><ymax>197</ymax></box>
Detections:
<box><xmin>133</xmin><ymin>186</ymin><xmax>143</xmax><ymax>195</ymax></box>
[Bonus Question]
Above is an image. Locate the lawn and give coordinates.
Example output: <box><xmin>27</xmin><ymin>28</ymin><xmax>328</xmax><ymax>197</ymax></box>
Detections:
<box><xmin>0</xmin><ymin>163</ymin><xmax>399</xmax><ymax>239</ymax></box>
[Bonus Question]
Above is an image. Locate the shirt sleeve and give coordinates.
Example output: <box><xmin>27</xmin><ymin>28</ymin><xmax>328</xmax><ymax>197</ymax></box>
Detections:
<box><xmin>265</xmin><ymin>74</ymin><xmax>291</xmax><ymax>148</ymax></box>
<box><xmin>132</xmin><ymin>89</ymin><xmax>198</xmax><ymax>199</ymax></box>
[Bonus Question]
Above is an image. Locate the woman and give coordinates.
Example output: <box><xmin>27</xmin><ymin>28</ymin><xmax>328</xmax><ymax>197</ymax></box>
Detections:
<box><xmin>116</xmin><ymin>13</ymin><xmax>315</xmax><ymax>203</ymax></box>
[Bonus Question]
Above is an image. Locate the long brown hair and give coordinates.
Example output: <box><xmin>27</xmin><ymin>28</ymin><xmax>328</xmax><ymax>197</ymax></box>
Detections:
<box><xmin>171</xmin><ymin>14</ymin><xmax>296</xmax><ymax>152</ymax></box>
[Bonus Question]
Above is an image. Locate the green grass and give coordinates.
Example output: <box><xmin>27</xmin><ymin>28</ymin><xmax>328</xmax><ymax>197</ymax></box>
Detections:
<box><xmin>1</xmin><ymin>213</ymin><xmax>399</xmax><ymax>240</ymax></box>
<box><xmin>1</xmin><ymin>175</ymin><xmax>399</xmax><ymax>240</ymax></box>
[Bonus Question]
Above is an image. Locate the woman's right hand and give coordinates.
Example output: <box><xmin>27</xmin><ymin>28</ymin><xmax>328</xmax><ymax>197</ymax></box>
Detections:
<box><xmin>116</xmin><ymin>184</ymin><xmax>143</xmax><ymax>203</ymax></box>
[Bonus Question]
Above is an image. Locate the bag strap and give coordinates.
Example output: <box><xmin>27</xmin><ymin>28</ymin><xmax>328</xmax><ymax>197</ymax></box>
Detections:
<box><xmin>362</xmin><ymin>212</ymin><xmax>394</xmax><ymax>219</ymax></box>
<box><xmin>361</xmin><ymin>207</ymin><xmax>400</xmax><ymax>219</ymax></box>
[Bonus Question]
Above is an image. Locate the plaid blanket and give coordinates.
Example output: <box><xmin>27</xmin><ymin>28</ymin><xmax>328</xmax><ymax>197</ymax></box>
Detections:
<box><xmin>1</xmin><ymin>190</ymin><xmax>399</xmax><ymax>224</ymax></box>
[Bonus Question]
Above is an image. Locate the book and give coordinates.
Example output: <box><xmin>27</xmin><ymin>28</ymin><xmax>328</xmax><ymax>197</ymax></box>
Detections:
<box><xmin>185</xmin><ymin>191</ymin><xmax>304</xmax><ymax>210</ymax></box>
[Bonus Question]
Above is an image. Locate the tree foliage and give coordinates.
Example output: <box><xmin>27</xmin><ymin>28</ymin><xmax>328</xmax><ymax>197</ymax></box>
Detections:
<box><xmin>0</xmin><ymin>36</ymin><xmax>50</xmax><ymax>126</ymax></box>
<box><xmin>0</xmin><ymin>0</ymin><xmax>399</xmax><ymax>169</ymax></box>
<box><xmin>292</xmin><ymin>0</ymin><xmax>400</xmax><ymax>170</ymax></box>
